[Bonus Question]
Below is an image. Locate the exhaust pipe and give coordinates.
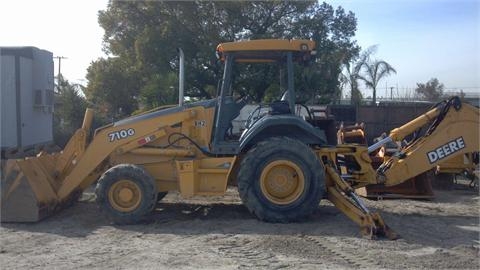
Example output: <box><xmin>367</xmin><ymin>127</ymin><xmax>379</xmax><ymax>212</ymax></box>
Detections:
<box><xmin>178</xmin><ymin>48</ymin><xmax>185</xmax><ymax>107</ymax></box>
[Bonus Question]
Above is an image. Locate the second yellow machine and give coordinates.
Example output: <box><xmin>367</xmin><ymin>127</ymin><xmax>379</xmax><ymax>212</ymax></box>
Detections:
<box><xmin>2</xmin><ymin>40</ymin><xmax>479</xmax><ymax>239</ymax></box>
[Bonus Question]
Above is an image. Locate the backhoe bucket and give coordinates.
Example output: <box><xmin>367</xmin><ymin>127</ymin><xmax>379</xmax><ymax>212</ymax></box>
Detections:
<box><xmin>1</xmin><ymin>156</ymin><xmax>61</xmax><ymax>222</ymax></box>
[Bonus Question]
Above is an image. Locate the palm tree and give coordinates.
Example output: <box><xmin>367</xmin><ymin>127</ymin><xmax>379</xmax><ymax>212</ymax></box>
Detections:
<box><xmin>358</xmin><ymin>58</ymin><xmax>396</xmax><ymax>104</ymax></box>
<box><xmin>341</xmin><ymin>62</ymin><xmax>361</xmax><ymax>105</ymax></box>
<box><xmin>340</xmin><ymin>46</ymin><xmax>377</xmax><ymax>105</ymax></box>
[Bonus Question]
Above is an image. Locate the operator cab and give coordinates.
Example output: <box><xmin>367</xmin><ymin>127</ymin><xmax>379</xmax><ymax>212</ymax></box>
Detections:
<box><xmin>210</xmin><ymin>39</ymin><xmax>326</xmax><ymax>154</ymax></box>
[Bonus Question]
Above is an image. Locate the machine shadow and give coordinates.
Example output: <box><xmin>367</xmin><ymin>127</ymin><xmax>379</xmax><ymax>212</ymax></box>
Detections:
<box><xmin>2</xmin><ymin>200</ymin><xmax>478</xmax><ymax>249</ymax></box>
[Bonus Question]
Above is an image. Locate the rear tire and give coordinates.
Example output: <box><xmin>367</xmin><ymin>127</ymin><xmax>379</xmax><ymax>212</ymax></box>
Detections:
<box><xmin>95</xmin><ymin>164</ymin><xmax>158</xmax><ymax>224</ymax></box>
<box><xmin>237</xmin><ymin>137</ymin><xmax>325</xmax><ymax>222</ymax></box>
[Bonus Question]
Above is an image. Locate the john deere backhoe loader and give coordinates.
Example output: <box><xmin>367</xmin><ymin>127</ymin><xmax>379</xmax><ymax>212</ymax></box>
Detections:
<box><xmin>1</xmin><ymin>39</ymin><xmax>479</xmax><ymax>240</ymax></box>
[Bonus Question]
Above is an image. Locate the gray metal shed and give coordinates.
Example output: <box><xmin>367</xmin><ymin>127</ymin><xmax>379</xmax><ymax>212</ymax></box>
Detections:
<box><xmin>1</xmin><ymin>47</ymin><xmax>54</xmax><ymax>153</ymax></box>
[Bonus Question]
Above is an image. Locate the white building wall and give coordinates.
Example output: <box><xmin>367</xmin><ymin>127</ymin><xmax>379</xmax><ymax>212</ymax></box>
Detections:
<box><xmin>0</xmin><ymin>47</ymin><xmax>53</xmax><ymax>150</ymax></box>
<box><xmin>0</xmin><ymin>55</ymin><xmax>17</xmax><ymax>148</ymax></box>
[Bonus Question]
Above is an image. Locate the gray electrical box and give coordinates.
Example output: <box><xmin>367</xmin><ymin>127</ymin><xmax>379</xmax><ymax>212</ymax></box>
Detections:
<box><xmin>1</xmin><ymin>47</ymin><xmax>54</xmax><ymax>152</ymax></box>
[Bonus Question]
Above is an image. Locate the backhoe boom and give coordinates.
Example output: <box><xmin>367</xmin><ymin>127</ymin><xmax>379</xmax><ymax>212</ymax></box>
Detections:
<box><xmin>378</xmin><ymin>98</ymin><xmax>479</xmax><ymax>186</ymax></box>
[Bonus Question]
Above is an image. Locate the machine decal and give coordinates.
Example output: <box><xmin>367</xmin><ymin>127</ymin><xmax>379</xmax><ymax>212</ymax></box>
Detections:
<box><xmin>195</xmin><ymin>120</ymin><xmax>206</xmax><ymax>127</ymax></box>
<box><xmin>108</xmin><ymin>128</ymin><xmax>135</xmax><ymax>142</ymax></box>
<box><xmin>427</xmin><ymin>137</ymin><xmax>465</xmax><ymax>163</ymax></box>
<box><xmin>138</xmin><ymin>135</ymin><xmax>156</xmax><ymax>145</ymax></box>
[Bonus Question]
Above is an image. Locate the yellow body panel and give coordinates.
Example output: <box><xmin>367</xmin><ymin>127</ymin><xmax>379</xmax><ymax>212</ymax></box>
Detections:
<box><xmin>176</xmin><ymin>157</ymin><xmax>234</xmax><ymax>196</ymax></box>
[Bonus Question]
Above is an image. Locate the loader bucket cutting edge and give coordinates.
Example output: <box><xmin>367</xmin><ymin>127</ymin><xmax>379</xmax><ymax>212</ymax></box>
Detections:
<box><xmin>1</xmin><ymin>158</ymin><xmax>62</xmax><ymax>222</ymax></box>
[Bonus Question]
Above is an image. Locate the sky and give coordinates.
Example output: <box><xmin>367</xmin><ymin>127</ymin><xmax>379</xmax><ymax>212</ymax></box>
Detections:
<box><xmin>330</xmin><ymin>0</ymin><xmax>479</xmax><ymax>97</ymax></box>
<box><xmin>0</xmin><ymin>0</ymin><xmax>108</xmax><ymax>85</ymax></box>
<box><xmin>1</xmin><ymin>0</ymin><xmax>478</xmax><ymax>97</ymax></box>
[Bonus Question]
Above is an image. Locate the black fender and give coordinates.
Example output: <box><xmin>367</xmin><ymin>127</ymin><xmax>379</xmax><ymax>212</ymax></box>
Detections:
<box><xmin>238</xmin><ymin>114</ymin><xmax>327</xmax><ymax>152</ymax></box>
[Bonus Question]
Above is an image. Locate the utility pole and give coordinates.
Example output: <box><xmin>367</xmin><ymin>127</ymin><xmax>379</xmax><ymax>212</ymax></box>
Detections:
<box><xmin>53</xmin><ymin>56</ymin><xmax>67</xmax><ymax>81</ymax></box>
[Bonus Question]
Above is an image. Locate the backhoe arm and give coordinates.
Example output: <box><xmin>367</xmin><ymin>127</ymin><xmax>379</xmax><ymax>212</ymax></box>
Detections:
<box><xmin>315</xmin><ymin>97</ymin><xmax>478</xmax><ymax>239</ymax></box>
<box><xmin>368</xmin><ymin>106</ymin><xmax>440</xmax><ymax>153</ymax></box>
<box><xmin>376</xmin><ymin>98</ymin><xmax>479</xmax><ymax>186</ymax></box>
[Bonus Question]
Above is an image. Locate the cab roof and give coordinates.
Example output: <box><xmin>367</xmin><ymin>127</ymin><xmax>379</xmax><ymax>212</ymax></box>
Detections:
<box><xmin>216</xmin><ymin>39</ymin><xmax>316</xmax><ymax>63</ymax></box>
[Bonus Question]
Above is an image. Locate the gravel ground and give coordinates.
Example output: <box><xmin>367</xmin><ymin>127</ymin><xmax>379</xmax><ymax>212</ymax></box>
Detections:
<box><xmin>1</xmin><ymin>184</ymin><xmax>479</xmax><ymax>269</ymax></box>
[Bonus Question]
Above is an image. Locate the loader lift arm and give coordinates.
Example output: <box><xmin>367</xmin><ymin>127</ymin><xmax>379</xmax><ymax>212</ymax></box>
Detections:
<box><xmin>1</xmin><ymin>105</ymin><xmax>200</xmax><ymax>221</ymax></box>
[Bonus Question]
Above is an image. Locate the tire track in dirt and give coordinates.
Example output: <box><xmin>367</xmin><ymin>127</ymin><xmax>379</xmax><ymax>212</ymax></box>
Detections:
<box><xmin>214</xmin><ymin>236</ymin><xmax>288</xmax><ymax>269</ymax></box>
<box><xmin>300</xmin><ymin>235</ymin><xmax>379</xmax><ymax>269</ymax></box>
<box><xmin>211</xmin><ymin>234</ymin><xmax>359</xmax><ymax>269</ymax></box>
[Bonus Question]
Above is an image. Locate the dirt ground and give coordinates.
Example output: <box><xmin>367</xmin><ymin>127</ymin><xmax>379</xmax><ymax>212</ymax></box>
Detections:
<box><xmin>1</xmin><ymin>183</ymin><xmax>479</xmax><ymax>269</ymax></box>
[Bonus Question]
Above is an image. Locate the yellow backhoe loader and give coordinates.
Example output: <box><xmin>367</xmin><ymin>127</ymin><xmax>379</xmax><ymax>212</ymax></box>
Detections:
<box><xmin>1</xmin><ymin>39</ymin><xmax>479</xmax><ymax>240</ymax></box>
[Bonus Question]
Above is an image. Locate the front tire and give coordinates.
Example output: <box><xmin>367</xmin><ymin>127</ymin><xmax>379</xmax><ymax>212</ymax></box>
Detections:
<box><xmin>237</xmin><ymin>137</ymin><xmax>325</xmax><ymax>222</ymax></box>
<box><xmin>95</xmin><ymin>164</ymin><xmax>158</xmax><ymax>224</ymax></box>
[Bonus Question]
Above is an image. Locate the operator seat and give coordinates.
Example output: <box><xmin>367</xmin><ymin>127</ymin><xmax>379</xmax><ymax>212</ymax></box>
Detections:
<box><xmin>215</xmin><ymin>95</ymin><xmax>248</xmax><ymax>140</ymax></box>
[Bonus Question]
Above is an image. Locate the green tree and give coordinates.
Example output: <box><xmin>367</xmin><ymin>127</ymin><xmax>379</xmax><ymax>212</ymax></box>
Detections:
<box><xmin>86</xmin><ymin>1</ymin><xmax>359</xmax><ymax>115</ymax></box>
<box><xmin>139</xmin><ymin>72</ymin><xmax>179</xmax><ymax>109</ymax></box>
<box><xmin>54</xmin><ymin>75</ymin><xmax>87</xmax><ymax>147</ymax></box>
<box><xmin>85</xmin><ymin>57</ymin><xmax>140</xmax><ymax>120</ymax></box>
<box><xmin>415</xmin><ymin>78</ymin><xmax>444</xmax><ymax>101</ymax></box>
<box><xmin>357</xmin><ymin>49</ymin><xmax>396</xmax><ymax>104</ymax></box>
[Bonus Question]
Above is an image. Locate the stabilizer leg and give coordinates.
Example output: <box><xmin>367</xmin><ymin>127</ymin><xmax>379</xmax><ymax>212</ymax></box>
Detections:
<box><xmin>325</xmin><ymin>165</ymin><xmax>398</xmax><ymax>240</ymax></box>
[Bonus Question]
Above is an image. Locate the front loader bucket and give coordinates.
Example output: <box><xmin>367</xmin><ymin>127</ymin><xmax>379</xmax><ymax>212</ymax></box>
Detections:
<box><xmin>1</xmin><ymin>157</ymin><xmax>60</xmax><ymax>222</ymax></box>
<box><xmin>1</xmin><ymin>109</ymin><xmax>94</xmax><ymax>222</ymax></box>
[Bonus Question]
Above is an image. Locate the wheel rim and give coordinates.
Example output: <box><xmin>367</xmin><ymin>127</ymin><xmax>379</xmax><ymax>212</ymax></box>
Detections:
<box><xmin>260</xmin><ymin>160</ymin><xmax>305</xmax><ymax>205</ymax></box>
<box><xmin>108</xmin><ymin>179</ymin><xmax>142</xmax><ymax>212</ymax></box>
